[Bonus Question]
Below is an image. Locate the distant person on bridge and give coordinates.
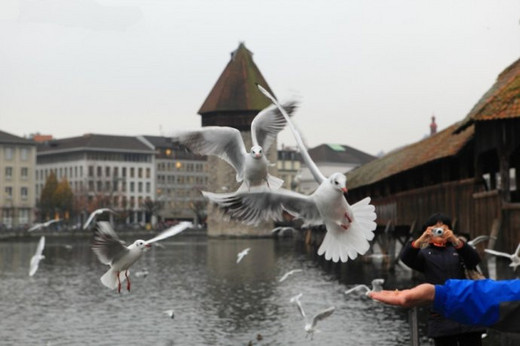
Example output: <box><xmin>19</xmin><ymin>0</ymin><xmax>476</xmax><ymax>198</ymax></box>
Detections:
<box><xmin>400</xmin><ymin>213</ymin><xmax>485</xmax><ymax>346</ymax></box>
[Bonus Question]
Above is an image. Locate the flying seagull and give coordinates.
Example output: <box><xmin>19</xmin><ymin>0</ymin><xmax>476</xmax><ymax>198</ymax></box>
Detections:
<box><xmin>172</xmin><ymin>100</ymin><xmax>297</xmax><ymax>192</ymax></box>
<box><xmin>279</xmin><ymin>269</ymin><xmax>303</xmax><ymax>282</ymax></box>
<box><xmin>484</xmin><ymin>243</ymin><xmax>520</xmax><ymax>271</ymax></box>
<box><xmin>467</xmin><ymin>235</ymin><xmax>494</xmax><ymax>248</ymax></box>
<box><xmin>83</xmin><ymin>208</ymin><xmax>117</xmax><ymax>230</ymax></box>
<box><xmin>27</xmin><ymin>219</ymin><xmax>62</xmax><ymax>232</ymax></box>
<box><xmin>163</xmin><ymin>310</ymin><xmax>175</xmax><ymax>319</ymax></box>
<box><xmin>289</xmin><ymin>293</ymin><xmax>335</xmax><ymax>340</ymax></box>
<box><xmin>29</xmin><ymin>236</ymin><xmax>46</xmax><ymax>276</ymax></box>
<box><xmin>92</xmin><ymin>221</ymin><xmax>192</xmax><ymax>292</ymax></box>
<box><xmin>344</xmin><ymin>278</ymin><xmax>385</xmax><ymax>296</ymax></box>
<box><xmin>236</xmin><ymin>248</ymin><xmax>251</xmax><ymax>264</ymax></box>
<box><xmin>206</xmin><ymin>85</ymin><xmax>377</xmax><ymax>262</ymax></box>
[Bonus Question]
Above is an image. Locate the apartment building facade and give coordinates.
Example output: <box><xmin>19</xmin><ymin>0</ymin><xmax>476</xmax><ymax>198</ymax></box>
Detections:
<box><xmin>0</xmin><ymin>130</ymin><xmax>37</xmax><ymax>229</ymax></box>
<box><xmin>36</xmin><ymin>134</ymin><xmax>156</xmax><ymax>226</ymax></box>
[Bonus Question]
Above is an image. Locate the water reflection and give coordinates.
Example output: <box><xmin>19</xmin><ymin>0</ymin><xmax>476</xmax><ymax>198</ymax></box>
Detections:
<box><xmin>0</xmin><ymin>235</ymin><xmax>437</xmax><ymax>345</ymax></box>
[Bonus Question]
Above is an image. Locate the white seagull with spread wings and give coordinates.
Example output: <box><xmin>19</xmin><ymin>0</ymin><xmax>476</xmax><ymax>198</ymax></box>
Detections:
<box><xmin>289</xmin><ymin>293</ymin><xmax>335</xmax><ymax>340</ymax></box>
<box><xmin>172</xmin><ymin>100</ymin><xmax>297</xmax><ymax>192</ymax></box>
<box><xmin>92</xmin><ymin>221</ymin><xmax>192</xmax><ymax>292</ymax></box>
<box><xmin>205</xmin><ymin>86</ymin><xmax>376</xmax><ymax>262</ymax></box>
<box><xmin>27</xmin><ymin>219</ymin><xmax>62</xmax><ymax>232</ymax></box>
<box><xmin>236</xmin><ymin>247</ymin><xmax>251</xmax><ymax>263</ymax></box>
<box><xmin>484</xmin><ymin>243</ymin><xmax>520</xmax><ymax>271</ymax></box>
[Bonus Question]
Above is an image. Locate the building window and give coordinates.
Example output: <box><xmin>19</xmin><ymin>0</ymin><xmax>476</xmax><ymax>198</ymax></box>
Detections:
<box><xmin>146</xmin><ymin>168</ymin><xmax>151</xmax><ymax>178</ymax></box>
<box><xmin>20</xmin><ymin>148</ymin><xmax>28</xmax><ymax>161</ymax></box>
<box><xmin>130</xmin><ymin>167</ymin><xmax>135</xmax><ymax>178</ymax></box>
<box><xmin>5</xmin><ymin>167</ymin><xmax>13</xmax><ymax>179</ymax></box>
<box><xmin>130</xmin><ymin>182</ymin><xmax>135</xmax><ymax>192</ymax></box>
<box><xmin>21</xmin><ymin>187</ymin><xmax>28</xmax><ymax>200</ymax></box>
<box><xmin>138</xmin><ymin>168</ymin><xmax>142</xmax><ymax>178</ymax></box>
<box><xmin>97</xmin><ymin>166</ymin><xmax>102</xmax><ymax>177</ymax></box>
<box><xmin>21</xmin><ymin>167</ymin><xmax>28</xmax><ymax>180</ymax></box>
<box><xmin>4</xmin><ymin>147</ymin><xmax>13</xmax><ymax>160</ymax></box>
<box><xmin>5</xmin><ymin>187</ymin><xmax>13</xmax><ymax>199</ymax></box>
<box><xmin>138</xmin><ymin>182</ymin><xmax>142</xmax><ymax>193</ymax></box>
<box><xmin>122</xmin><ymin>167</ymin><xmax>127</xmax><ymax>177</ymax></box>
<box><xmin>113</xmin><ymin>167</ymin><xmax>119</xmax><ymax>178</ymax></box>
<box><xmin>146</xmin><ymin>182</ymin><xmax>151</xmax><ymax>193</ymax></box>
<box><xmin>105</xmin><ymin>166</ymin><xmax>110</xmax><ymax>177</ymax></box>
<box><xmin>19</xmin><ymin>209</ymin><xmax>29</xmax><ymax>224</ymax></box>
<box><xmin>88</xmin><ymin>166</ymin><xmax>94</xmax><ymax>177</ymax></box>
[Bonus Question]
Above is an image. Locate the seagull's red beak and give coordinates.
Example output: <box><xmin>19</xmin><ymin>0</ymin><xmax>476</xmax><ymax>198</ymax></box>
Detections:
<box><xmin>342</xmin><ymin>187</ymin><xmax>348</xmax><ymax>193</ymax></box>
<box><xmin>145</xmin><ymin>243</ymin><xmax>151</xmax><ymax>248</ymax></box>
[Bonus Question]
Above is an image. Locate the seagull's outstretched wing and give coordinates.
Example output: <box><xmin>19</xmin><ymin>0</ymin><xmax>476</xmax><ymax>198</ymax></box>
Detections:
<box><xmin>29</xmin><ymin>236</ymin><xmax>45</xmax><ymax>276</ymax></box>
<box><xmin>484</xmin><ymin>249</ymin><xmax>513</xmax><ymax>260</ymax></box>
<box><xmin>145</xmin><ymin>221</ymin><xmax>192</xmax><ymax>244</ymax></box>
<box><xmin>468</xmin><ymin>235</ymin><xmax>490</xmax><ymax>247</ymax></box>
<box><xmin>290</xmin><ymin>293</ymin><xmax>306</xmax><ymax>319</ymax></box>
<box><xmin>92</xmin><ymin>222</ymin><xmax>128</xmax><ymax>265</ymax></box>
<box><xmin>203</xmin><ymin>188</ymin><xmax>322</xmax><ymax>226</ymax></box>
<box><xmin>279</xmin><ymin>269</ymin><xmax>303</xmax><ymax>282</ymax></box>
<box><xmin>310</xmin><ymin>307</ymin><xmax>335</xmax><ymax>329</ymax></box>
<box><xmin>83</xmin><ymin>208</ymin><xmax>116</xmax><ymax>229</ymax></box>
<box><xmin>251</xmin><ymin>101</ymin><xmax>298</xmax><ymax>152</ymax></box>
<box><xmin>27</xmin><ymin>223</ymin><xmax>42</xmax><ymax>232</ymax></box>
<box><xmin>344</xmin><ymin>285</ymin><xmax>371</xmax><ymax>295</ymax></box>
<box><xmin>257</xmin><ymin>84</ymin><xmax>325</xmax><ymax>184</ymax></box>
<box><xmin>172</xmin><ymin>127</ymin><xmax>247</xmax><ymax>182</ymax></box>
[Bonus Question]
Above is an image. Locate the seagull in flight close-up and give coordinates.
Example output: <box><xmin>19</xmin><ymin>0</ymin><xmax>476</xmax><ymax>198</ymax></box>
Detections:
<box><xmin>27</xmin><ymin>219</ymin><xmax>62</xmax><ymax>232</ymax></box>
<box><xmin>83</xmin><ymin>208</ymin><xmax>117</xmax><ymax>230</ymax></box>
<box><xmin>92</xmin><ymin>221</ymin><xmax>192</xmax><ymax>292</ymax></box>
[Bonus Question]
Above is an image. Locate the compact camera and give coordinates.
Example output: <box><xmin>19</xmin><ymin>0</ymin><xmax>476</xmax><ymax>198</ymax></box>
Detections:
<box><xmin>432</xmin><ymin>227</ymin><xmax>445</xmax><ymax>237</ymax></box>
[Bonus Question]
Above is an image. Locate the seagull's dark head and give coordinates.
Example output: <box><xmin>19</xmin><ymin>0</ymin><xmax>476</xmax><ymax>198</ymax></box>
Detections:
<box><xmin>250</xmin><ymin>145</ymin><xmax>263</xmax><ymax>159</ymax></box>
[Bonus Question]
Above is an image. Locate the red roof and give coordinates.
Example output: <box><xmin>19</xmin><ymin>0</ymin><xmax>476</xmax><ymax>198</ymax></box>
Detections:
<box><xmin>198</xmin><ymin>42</ymin><xmax>274</xmax><ymax>114</ymax></box>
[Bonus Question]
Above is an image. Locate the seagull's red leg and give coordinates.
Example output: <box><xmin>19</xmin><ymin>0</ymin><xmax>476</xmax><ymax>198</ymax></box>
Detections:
<box><xmin>344</xmin><ymin>212</ymin><xmax>352</xmax><ymax>223</ymax></box>
<box><xmin>117</xmin><ymin>271</ymin><xmax>122</xmax><ymax>293</ymax></box>
<box><xmin>125</xmin><ymin>271</ymin><xmax>131</xmax><ymax>291</ymax></box>
<box><xmin>341</xmin><ymin>223</ymin><xmax>350</xmax><ymax>230</ymax></box>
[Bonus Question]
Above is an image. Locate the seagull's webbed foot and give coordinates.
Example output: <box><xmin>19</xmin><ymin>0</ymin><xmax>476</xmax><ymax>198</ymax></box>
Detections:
<box><xmin>340</xmin><ymin>223</ymin><xmax>350</xmax><ymax>230</ymax></box>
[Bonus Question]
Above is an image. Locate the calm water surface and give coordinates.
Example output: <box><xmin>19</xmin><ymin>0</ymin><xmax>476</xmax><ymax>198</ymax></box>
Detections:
<box><xmin>1</xmin><ymin>233</ymin><xmax>416</xmax><ymax>345</ymax></box>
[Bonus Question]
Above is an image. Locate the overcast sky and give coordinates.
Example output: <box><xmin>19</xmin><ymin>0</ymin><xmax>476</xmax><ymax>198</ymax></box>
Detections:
<box><xmin>1</xmin><ymin>0</ymin><xmax>519</xmax><ymax>156</ymax></box>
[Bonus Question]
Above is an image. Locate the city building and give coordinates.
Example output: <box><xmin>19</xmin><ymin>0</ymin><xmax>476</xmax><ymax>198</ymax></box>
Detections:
<box><xmin>0</xmin><ymin>130</ymin><xmax>37</xmax><ymax>229</ymax></box>
<box><xmin>141</xmin><ymin>136</ymin><xmax>208</xmax><ymax>224</ymax></box>
<box><xmin>36</xmin><ymin>133</ymin><xmax>156</xmax><ymax>226</ymax></box>
<box><xmin>277</xmin><ymin>146</ymin><xmax>301</xmax><ymax>191</ymax></box>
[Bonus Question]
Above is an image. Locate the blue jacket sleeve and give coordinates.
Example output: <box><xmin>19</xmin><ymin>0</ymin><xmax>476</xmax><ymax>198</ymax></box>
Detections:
<box><xmin>433</xmin><ymin>279</ymin><xmax>520</xmax><ymax>332</ymax></box>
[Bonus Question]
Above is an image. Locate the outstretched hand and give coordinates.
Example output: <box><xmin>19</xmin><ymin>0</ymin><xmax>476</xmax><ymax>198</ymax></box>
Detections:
<box><xmin>368</xmin><ymin>283</ymin><xmax>435</xmax><ymax>308</ymax></box>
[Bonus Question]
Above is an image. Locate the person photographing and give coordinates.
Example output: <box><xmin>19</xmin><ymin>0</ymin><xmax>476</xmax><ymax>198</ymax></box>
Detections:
<box><xmin>401</xmin><ymin>213</ymin><xmax>484</xmax><ymax>346</ymax></box>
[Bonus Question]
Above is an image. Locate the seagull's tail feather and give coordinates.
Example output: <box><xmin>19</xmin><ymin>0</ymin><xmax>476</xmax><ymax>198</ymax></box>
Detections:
<box><xmin>318</xmin><ymin>197</ymin><xmax>377</xmax><ymax>263</ymax></box>
<box><xmin>100</xmin><ymin>268</ymin><xmax>127</xmax><ymax>290</ymax></box>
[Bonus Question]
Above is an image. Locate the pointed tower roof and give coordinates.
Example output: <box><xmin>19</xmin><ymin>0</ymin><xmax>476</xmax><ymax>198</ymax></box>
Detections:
<box><xmin>198</xmin><ymin>43</ymin><xmax>275</xmax><ymax>129</ymax></box>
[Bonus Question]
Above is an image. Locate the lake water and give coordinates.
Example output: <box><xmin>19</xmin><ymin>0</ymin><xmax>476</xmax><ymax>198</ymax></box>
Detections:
<box><xmin>1</xmin><ymin>233</ymin><xmax>423</xmax><ymax>345</ymax></box>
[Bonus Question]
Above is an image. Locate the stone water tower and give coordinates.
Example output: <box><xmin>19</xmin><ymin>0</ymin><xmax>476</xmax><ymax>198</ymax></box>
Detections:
<box><xmin>198</xmin><ymin>42</ymin><xmax>279</xmax><ymax>236</ymax></box>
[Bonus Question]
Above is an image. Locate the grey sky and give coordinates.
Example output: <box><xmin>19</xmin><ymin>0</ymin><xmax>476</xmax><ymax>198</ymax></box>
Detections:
<box><xmin>1</xmin><ymin>0</ymin><xmax>519</xmax><ymax>156</ymax></box>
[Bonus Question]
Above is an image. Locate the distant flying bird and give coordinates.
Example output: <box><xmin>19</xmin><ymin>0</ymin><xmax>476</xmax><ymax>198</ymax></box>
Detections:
<box><xmin>289</xmin><ymin>293</ymin><xmax>335</xmax><ymax>340</ymax></box>
<box><xmin>208</xmin><ymin>85</ymin><xmax>377</xmax><ymax>263</ymax></box>
<box><xmin>83</xmin><ymin>208</ymin><xmax>117</xmax><ymax>230</ymax></box>
<box><xmin>29</xmin><ymin>236</ymin><xmax>46</xmax><ymax>276</ymax></box>
<box><xmin>163</xmin><ymin>310</ymin><xmax>175</xmax><ymax>319</ymax></box>
<box><xmin>134</xmin><ymin>269</ymin><xmax>149</xmax><ymax>278</ymax></box>
<box><xmin>467</xmin><ymin>235</ymin><xmax>494</xmax><ymax>248</ymax></box>
<box><xmin>236</xmin><ymin>248</ymin><xmax>251</xmax><ymax>263</ymax></box>
<box><xmin>484</xmin><ymin>243</ymin><xmax>520</xmax><ymax>271</ymax></box>
<box><xmin>27</xmin><ymin>219</ymin><xmax>62</xmax><ymax>232</ymax></box>
<box><xmin>92</xmin><ymin>221</ymin><xmax>192</xmax><ymax>292</ymax></box>
<box><xmin>172</xmin><ymin>100</ymin><xmax>297</xmax><ymax>192</ymax></box>
<box><xmin>344</xmin><ymin>278</ymin><xmax>385</xmax><ymax>296</ymax></box>
<box><xmin>279</xmin><ymin>269</ymin><xmax>303</xmax><ymax>282</ymax></box>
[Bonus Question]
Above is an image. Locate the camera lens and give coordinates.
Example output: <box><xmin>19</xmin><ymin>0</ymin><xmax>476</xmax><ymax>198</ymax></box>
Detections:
<box><xmin>433</xmin><ymin>227</ymin><xmax>444</xmax><ymax>236</ymax></box>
